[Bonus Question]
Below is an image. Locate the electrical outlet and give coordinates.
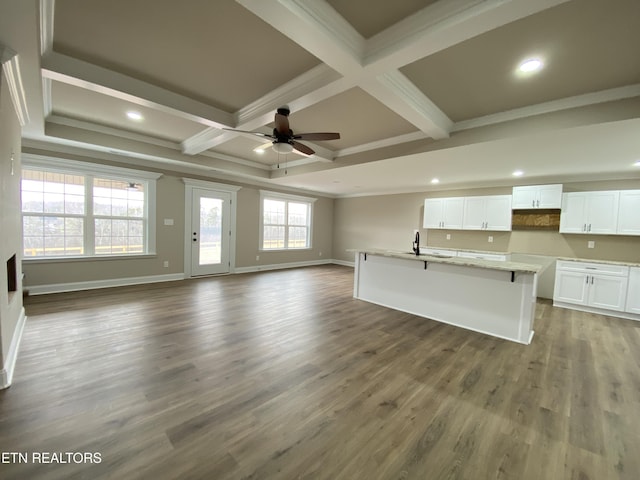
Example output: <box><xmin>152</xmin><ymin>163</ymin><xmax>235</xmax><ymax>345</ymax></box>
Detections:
<box><xmin>163</xmin><ymin>260</ymin><xmax>169</xmax><ymax>268</ymax></box>
<box><xmin>588</xmin><ymin>241</ymin><xmax>595</xmax><ymax>249</ymax></box>
<box><xmin>256</xmin><ymin>255</ymin><xmax>260</xmax><ymax>261</ymax></box>
<box><xmin>446</xmin><ymin>234</ymin><xmax>451</xmax><ymax>240</ymax></box>
<box><xmin>488</xmin><ymin>236</ymin><xmax>494</xmax><ymax>243</ymax></box>
<box><xmin>319</xmin><ymin>251</ymin><xmax>323</xmax><ymax>256</ymax></box>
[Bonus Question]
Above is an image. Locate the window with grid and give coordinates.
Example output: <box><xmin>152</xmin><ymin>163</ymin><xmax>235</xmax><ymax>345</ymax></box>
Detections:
<box><xmin>260</xmin><ymin>191</ymin><xmax>315</xmax><ymax>250</ymax></box>
<box><xmin>21</xmin><ymin>158</ymin><xmax>158</xmax><ymax>258</ymax></box>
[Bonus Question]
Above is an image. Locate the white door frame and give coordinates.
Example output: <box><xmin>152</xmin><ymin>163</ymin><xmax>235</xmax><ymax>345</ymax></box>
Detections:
<box><xmin>183</xmin><ymin>178</ymin><xmax>240</xmax><ymax>278</ymax></box>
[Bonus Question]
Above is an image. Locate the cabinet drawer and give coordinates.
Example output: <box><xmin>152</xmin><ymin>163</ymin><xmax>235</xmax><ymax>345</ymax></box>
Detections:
<box><xmin>457</xmin><ymin>251</ymin><xmax>507</xmax><ymax>261</ymax></box>
<box><xmin>423</xmin><ymin>248</ymin><xmax>456</xmax><ymax>257</ymax></box>
<box><xmin>556</xmin><ymin>260</ymin><xmax>629</xmax><ymax>276</ymax></box>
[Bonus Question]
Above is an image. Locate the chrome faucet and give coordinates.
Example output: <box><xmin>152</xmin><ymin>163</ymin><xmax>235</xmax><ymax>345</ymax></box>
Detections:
<box><xmin>412</xmin><ymin>231</ymin><xmax>420</xmax><ymax>255</ymax></box>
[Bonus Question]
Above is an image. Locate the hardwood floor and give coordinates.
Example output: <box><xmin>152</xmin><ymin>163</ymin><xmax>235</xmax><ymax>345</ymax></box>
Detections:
<box><xmin>1</xmin><ymin>265</ymin><xmax>639</xmax><ymax>479</ymax></box>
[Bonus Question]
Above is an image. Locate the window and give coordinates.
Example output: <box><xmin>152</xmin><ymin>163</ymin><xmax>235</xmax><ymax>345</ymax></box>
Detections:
<box><xmin>260</xmin><ymin>191</ymin><xmax>315</xmax><ymax>250</ymax></box>
<box><xmin>21</xmin><ymin>156</ymin><xmax>160</xmax><ymax>258</ymax></box>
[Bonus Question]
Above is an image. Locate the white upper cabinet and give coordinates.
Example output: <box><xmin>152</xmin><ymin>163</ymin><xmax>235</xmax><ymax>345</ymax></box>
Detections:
<box><xmin>512</xmin><ymin>184</ymin><xmax>563</xmax><ymax>209</ymax></box>
<box><xmin>423</xmin><ymin>197</ymin><xmax>464</xmax><ymax>229</ymax></box>
<box><xmin>462</xmin><ymin>195</ymin><xmax>512</xmax><ymax>231</ymax></box>
<box><xmin>559</xmin><ymin>191</ymin><xmax>620</xmax><ymax>234</ymax></box>
<box><xmin>617</xmin><ymin>190</ymin><xmax>640</xmax><ymax>235</ymax></box>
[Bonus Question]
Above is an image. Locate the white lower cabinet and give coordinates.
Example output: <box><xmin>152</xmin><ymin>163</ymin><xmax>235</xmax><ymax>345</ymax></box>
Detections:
<box><xmin>626</xmin><ymin>267</ymin><xmax>640</xmax><ymax>314</ymax></box>
<box><xmin>554</xmin><ymin>260</ymin><xmax>629</xmax><ymax>313</ymax></box>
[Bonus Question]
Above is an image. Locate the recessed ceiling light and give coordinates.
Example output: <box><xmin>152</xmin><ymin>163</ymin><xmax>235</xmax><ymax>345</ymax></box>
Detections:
<box><xmin>126</xmin><ymin>111</ymin><xmax>143</xmax><ymax>121</ymax></box>
<box><xmin>512</xmin><ymin>170</ymin><xmax>524</xmax><ymax>177</ymax></box>
<box><xmin>518</xmin><ymin>58</ymin><xmax>544</xmax><ymax>73</ymax></box>
<box><xmin>431</xmin><ymin>178</ymin><xmax>440</xmax><ymax>184</ymax></box>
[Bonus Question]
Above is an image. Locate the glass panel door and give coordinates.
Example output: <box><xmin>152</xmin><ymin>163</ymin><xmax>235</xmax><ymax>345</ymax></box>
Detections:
<box><xmin>191</xmin><ymin>189</ymin><xmax>230</xmax><ymax>276</ymax></box>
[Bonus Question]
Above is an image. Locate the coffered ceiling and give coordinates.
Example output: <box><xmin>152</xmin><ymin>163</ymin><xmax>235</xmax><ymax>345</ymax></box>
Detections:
<box><xmin>2</xmin><ymin>0</ymin><xmax>640</xmax><ymax>197</ymax></box>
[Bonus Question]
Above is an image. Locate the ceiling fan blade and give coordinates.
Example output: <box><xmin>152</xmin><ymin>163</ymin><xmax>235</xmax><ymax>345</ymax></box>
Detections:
<box><xmin>222</xmin><ymin>128</ymin><xmax>274</xmax><ymax>139</ymax></box>
<box><xmin>292</xmin><ymin>141</ymin><xmax>315</xmax><ymax>156</ymax></box>
<box><xmin>274</xmin><ymin>113</ymin><xmax>290</xmax><ymax>136</ymax></box>
<box><xmin>293</xmin><ymin>132</ymin><xmax>340</xmax><ymax>141</ymax></box>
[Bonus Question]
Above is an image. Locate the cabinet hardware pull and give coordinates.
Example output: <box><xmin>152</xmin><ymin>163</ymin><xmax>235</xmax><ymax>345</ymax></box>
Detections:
<box><xmin>537</xmin><ymin>200</ymin><xmax>540</xmax><ymax>207</ymax></box>
<box><xmin>591</xmin><ymin>276</ymin><xmax>594</xmax><ymax>284</ymax></box>
<box><xmin>585</xmin><ymin>275</ymin><xmax>589</xmax><ymax>284</ymax></box>
<box><xmin>583</xmin><ymin>223</ymin><xmax>587</xmax><ymax>232</ymax></box>
<box><xmin>532</xmin><ymin>200</ymin><xmax>535</xmax><ymax>207</ymax></box>
<box><xmin>588</xmin><ymin>224</ymin><xmax>591</xmax><ymax>232</ymax></box>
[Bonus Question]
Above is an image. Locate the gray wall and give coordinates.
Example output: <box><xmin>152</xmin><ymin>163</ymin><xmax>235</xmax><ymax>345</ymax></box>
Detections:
<box><xmin>0</xmin><ymin>70</ymin><xmax>25</xmax><ymax>372</ymax></box>
<box><xmin>21</xmin><ymin>154</ymin><xmax>334</xmax><ymax>289</ymax></box>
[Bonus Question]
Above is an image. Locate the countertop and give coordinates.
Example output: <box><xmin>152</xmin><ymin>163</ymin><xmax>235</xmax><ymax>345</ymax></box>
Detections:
<box><xmin>557</xmin><ymin>257</ymin><xmax>640</xmax><ymax>268</ymax></box>
<box><xmin>348</xmin><ymin>248</ymin><xmax>541</xmax><ymax>273</ymax></box>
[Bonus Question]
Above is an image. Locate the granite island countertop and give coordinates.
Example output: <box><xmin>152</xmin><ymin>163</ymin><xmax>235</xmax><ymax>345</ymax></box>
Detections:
<box><xmin>557</xmin><ymin>257</ymin><xmax>640</xmax><ymax>268</ymax></box>
<box><xmin>347</xmin><ymin>248</ymin><xmax>541</xmax><ymax>274</ymax></box>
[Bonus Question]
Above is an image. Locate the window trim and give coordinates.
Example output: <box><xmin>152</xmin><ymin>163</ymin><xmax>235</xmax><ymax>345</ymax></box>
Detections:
<box><xmin>259</xmin><ymin>190</ymin><xmax>316</xmax><ymax>251</ymax></box>
<box><xmin>21</xmin><ymin>154</ymin><xmax>162</xmax><ymax>259</ymax></box>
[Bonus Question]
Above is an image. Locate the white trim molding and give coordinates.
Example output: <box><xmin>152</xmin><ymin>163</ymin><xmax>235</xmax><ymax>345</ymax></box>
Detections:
<box><xmin>25</xmin><ymin>273</ymin><xmax>185</xmax><ymax>296</ymax></box>
<box><xmin>0</xmin><ymin>308</ymin><xmax>27</xmax><ymax>389</ymax></box>
<box><xmin>0</xmin><ymin>44</ymin><xmax>30</xmax><ymax>126</ymax></box>
<box><xmin>235</xmin><ymin>258</ymin><xmax>333</xmax><ymax>274</ymax></box>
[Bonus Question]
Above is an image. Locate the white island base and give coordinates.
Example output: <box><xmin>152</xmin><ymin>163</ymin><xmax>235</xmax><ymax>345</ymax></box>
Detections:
<box><xmin>353</xmin><ymin>251</ymin><xmax>538</xmax><ymax>344</ymax></box>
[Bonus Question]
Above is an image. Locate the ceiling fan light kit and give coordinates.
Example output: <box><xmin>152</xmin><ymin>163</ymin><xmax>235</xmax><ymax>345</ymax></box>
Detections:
<box><xmin>273</xmin><ymin>142</ymin><xmax>294</xmax><ymax>154</ymax></box>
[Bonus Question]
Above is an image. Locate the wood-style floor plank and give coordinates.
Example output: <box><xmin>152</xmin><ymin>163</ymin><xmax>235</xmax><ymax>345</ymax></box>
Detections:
<box><xmin>1</xmin><ymin>265</ymin><xmax>639</xmax><ymax>479</ymax></box>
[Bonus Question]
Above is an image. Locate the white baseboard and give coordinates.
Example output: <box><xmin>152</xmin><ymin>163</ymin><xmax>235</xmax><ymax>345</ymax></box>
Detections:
<box><xmin>0</xmin><ymin>307</ymin><xmax>26</xmax><ymax>389</ymax></box>
<box><xmin>25</xmin><ymin>273</ymin><xmax>185</xmax><ymax>296</ymax></box>
<box><xmin>23</xmin><ymin>261</ymin><xmax>354</xmax><ymax>295</ymax></box>
<box><xmin>332</xmin><ymin>259</ymin><xmax>355</xmax><ymax>268</ymax></box>
<box><xmin>553</xmin><ymin>301</ymin><xmax>640</xmax><ymax>322</ymax></box>
<box><xmin>234</xmin><ymin>259</ymin><xmax>335</xmax><ymax>274</ymax></box>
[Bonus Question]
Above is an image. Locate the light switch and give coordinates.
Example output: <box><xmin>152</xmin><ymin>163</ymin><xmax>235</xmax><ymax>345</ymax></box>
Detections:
<box><xmin>446</xmin><ymin>234</ymin><xmax>451</xmax><ymax>240</ymax></box>
<box><xmin>164</xmin><ymin>218</ymin><xmax>174</xmax><ymax>226</ymax></box>
<box><xmin>488</xmin><ymin>236</ymin><xmax>494</xmax><ymax>243</ymax></box>
<box><xmin>588</xmin><ymin>241</ymin><xmax>595</xmax><ymax>249</ymax></box>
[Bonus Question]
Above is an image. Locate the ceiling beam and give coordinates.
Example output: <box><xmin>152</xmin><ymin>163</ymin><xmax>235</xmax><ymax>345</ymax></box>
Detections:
<box><xmin>42</xmin><ymin>52</ymin><xmax>234</xmax><ymax>129</ymax></box>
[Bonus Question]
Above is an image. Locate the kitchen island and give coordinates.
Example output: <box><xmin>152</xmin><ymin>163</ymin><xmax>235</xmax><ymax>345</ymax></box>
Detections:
<box><xmin>350</xmin><ymin>249</ymin><xmax>542</xmax><ymax>344</ymax></box>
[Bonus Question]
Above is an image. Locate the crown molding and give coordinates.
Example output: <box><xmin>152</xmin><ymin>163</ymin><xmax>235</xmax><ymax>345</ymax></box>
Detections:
<box><xmin>39</xmin><ymin>0</ymin><xmax>55</xmax><ymax>55</ymax></box>
<box><xmin>42</xmin><ymin>52</ymin><xmax>234</xmax><ymax>129</ymax></box>
<box><xmin>279</xmin><ymin>0</ymin><xmax>365</xmax><ymax>61</ymax></box>
<box><xmin>235</xmin><ymin>63</ymin><xmax>342</xmax><ymax>130</ymax></box>
<box><xmin>336</xmin><ymin>131</ymin><xmax>428</xmax><ymax>157</ymax></box>
<box><xmin>181</xmin><ymin>128</ymin><xmax>232</xmax><ymax>155</ymax></box>
<box><xmin>452</xmin><ymin>84</ymin><xmax>640</xmax><ymax>132</ymax></box>
<box><xmin>0</xmin><ymin>45</ymin><xmax>30</xmax><ymax>126</ymax></box>
<box><xmin>363</xmin><ymin>70</ymin><xmax>452</xmax><ymax>139</ymax></box>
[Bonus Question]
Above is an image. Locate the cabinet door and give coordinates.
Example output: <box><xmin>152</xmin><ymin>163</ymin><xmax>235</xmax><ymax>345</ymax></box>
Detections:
<box><xmin>462</xmin><ymin>197</ymin><xmax>486</xmax><ymax>230</ymax></box>
<box><xmin>626</xmin><ymin>267</ymin><xmax>640</xmax><ymax>314</ymax></box>
<box><xmin>512</xmin><ymin>186</ymin><xmax>537</xmax><ymax>209</ymax></box>
<box><xmin>587</xmin><ymin>191</ymin><xmax>619</xmax><ymax>234</ymax></box>
<box><xmin>554</xmin><ymin>270</ymin><xmax>588</xmax><ymax>305</ymax></box>
<box><xmin>617</xmin><ymin>190</ymin><xmax>640</xmax><ymax>235</ymax></box>
<box><xmin>537</xmin><ymin>184</ymin><xmax>563</xmax><ymax>208</ymax></box>
<box><xmin>485</xmin><ymin>195</ymin><xmax>512</xmax><ymax>231</ymax></box>
<box><xmin>423</xmin><ymin>198</ymin><xmax>444</xmax><ymax>228</ymax></box>
<box><xmin>441</xmin><ymin>197</ymin><xmax>464</xmax><ymax>229</ymax></box>
<box><xmin>588</xmin><ymin>274</ymin><xmax>628</xmax><ymax>311</ymax></box>
<box><xmin>560</xmin><ymin>193</ymin><xmax>588</xmax><ymax>233</ymax></box>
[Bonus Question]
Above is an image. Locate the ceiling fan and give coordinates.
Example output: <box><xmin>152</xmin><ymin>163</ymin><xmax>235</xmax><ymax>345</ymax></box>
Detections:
<box><xmin>224</xmin><ymin>107</ymin><xmax>340</xmax><ymax>156</ymax></box>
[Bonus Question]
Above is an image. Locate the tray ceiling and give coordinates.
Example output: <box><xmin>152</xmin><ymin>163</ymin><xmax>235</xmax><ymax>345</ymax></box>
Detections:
<box><xmin>3</xmin><ymin>0</ymin><xmax>639</xmax><ymax>197</ymax></box>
